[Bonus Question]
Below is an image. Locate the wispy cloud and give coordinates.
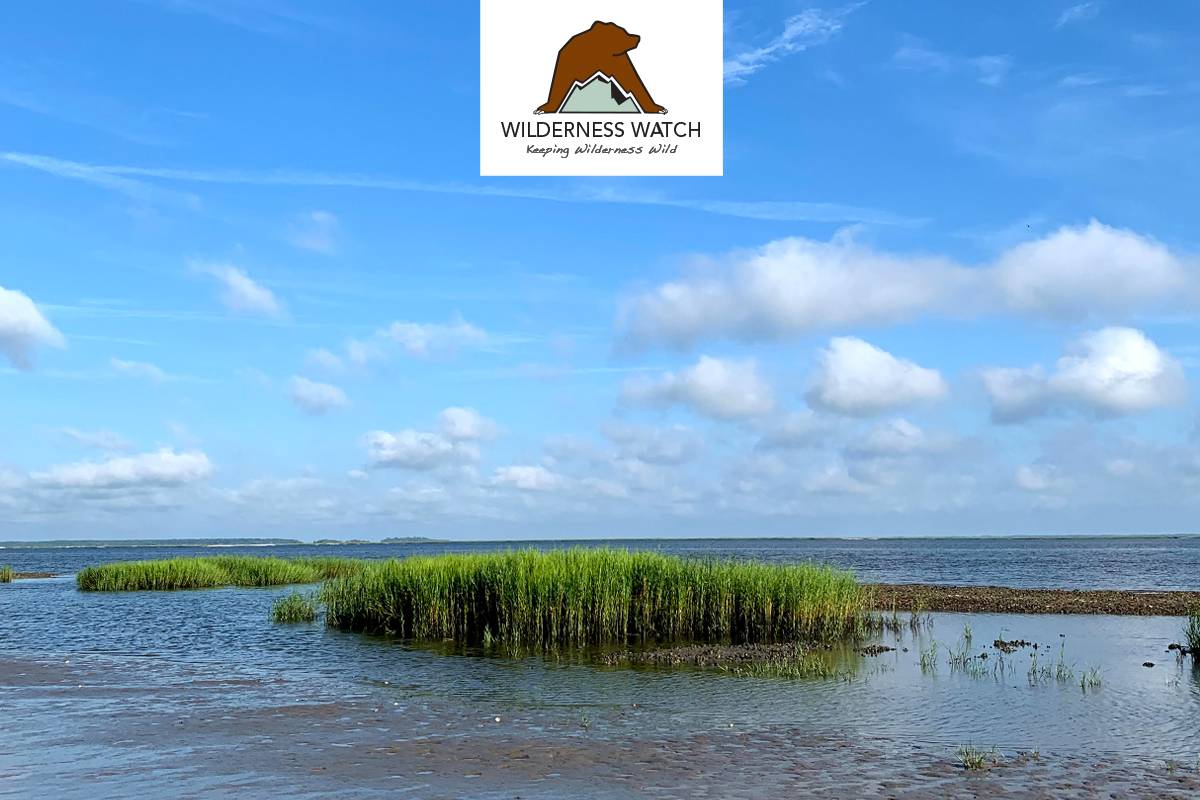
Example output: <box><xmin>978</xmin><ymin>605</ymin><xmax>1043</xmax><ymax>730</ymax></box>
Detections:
<box><xmin>1055</xmin><ymin>2</ymin><xmax>1101</xmax><ymax>29</ymax></box>
<box><xmin>724</xmin><ymin>5</ymin><xmax>862</xmax><ymax>86</ymax></box>
<box><xmin>129</xmin><ymin>0</ymin><xmax>347</xmax><ymax>36</ymax></box>
<box><xmin>0</xmin><ymin>152</ymin><xmax>199</xmax><ymax>208</ymax></box>
<box><xmin>0</xmin><ymin>152</ymin><xmax>921</xmax><ymax>226</ymax></box>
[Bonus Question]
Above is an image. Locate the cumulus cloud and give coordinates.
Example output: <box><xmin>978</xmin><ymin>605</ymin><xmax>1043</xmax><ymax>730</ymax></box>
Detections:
<box><xmin>110</xmin><ymin>357</ymin><xmax>165</xmax><ymax>381</ymax></box>
<box><xmin>621</xmin><ymin>356</ymin><xmax>775</xmax><ymax>419</ymax></box>
<box><xmin>618</xmin><ymin>223</ymin><xmax>1195</xmax><ymax>350</ymax></box>
<box><xmin>33</xmin><ymin>448</ymin><xmax>213</xmax><ymax>489</ymax></box>
<box><xmin>438</xmin><ymin>407</ymin><xmax>498</xmax><ymax>441</ymax></box>
<box><xmin>804</xmin><ymin>463</ymin><xmax>873</xmax><ymax>494</ymax></box>
<box><xmin>286</xmin><ymin>210</ymin><xmax>339</xmax><ymax>255</ymax></box>
<box><xmin>602</xmin><ymin>422</ymin><xmax>703</xmax><ymax>464</ymax></box>
<box><xmin>196</xmin><ymin>262</ymin><xmax>282</xmax><ymax>317</ymax></box>
<box><xmin>1014</xmin><ymin>464</ymin><xmax>1066</xmax><ymax>492</ymax></box>
<box><xmin>807</xmin><ymin>338</ymin><xmax>947</xmax><ymax>417</ymax></box>
<box><xmin>619</xmin><ymin>233</ymin><xmax>960</xmax><ymax>350</ymax></box>
<box><xmin>362</xmin><ymin>408</ymin><xmax>496</xmax><ymax>470</ymax></box>
<box><xmin>285</xmin><ymin>376</ymin><xmax>347</xmax><ymax>414</ymax></box>
<box><xmin>362</xmin><ymin>430</ymin><xmax>480</xmax><ymax>470</ymax></box>
<box><xmin>991</xmin><ymin>222</ymin><xmax>1186</xmax><ymax>318</ymax></box>
<box><xmin>0</xmin><ymin>286</ymin><xmax>65</xmax><ymax>370</ymax></box>
<box><xmin>724</xmin><ymin>7</ymin><xmax>852</xmax><ymax>85</ymax></box>
<box><xmin>61</xmin><ymin>428</ymin><xmax>133</xmax><ymax>451</ymax></box>
<box><xmin>982</xmin><ymin>328</ymin><xmax>1187</xmax><ymax>422</ymax></box>
<box><xmin>491</xmin><ymin>465</ymin><xmax>562</xmax><ymax>491</ymax></box>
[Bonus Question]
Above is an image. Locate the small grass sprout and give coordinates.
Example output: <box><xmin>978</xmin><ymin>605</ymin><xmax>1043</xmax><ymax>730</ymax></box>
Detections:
<box><xmin>957</xmin><ymin>744</ymin><xmax>1001</xmax><ymax>771</ymax></box>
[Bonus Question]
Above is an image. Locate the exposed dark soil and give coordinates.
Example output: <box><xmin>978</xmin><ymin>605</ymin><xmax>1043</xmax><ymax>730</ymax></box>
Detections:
<box><xmin>599</xmin><ymin>642</ymin><xmax>811</xmax><ymax>666</ymax></box>
<box><xmin>872</xmin><ymin>584</ymin><xmax>1200</xmax><ymax>615</ymax></box>
<box><xmin>13</xmin><ymin>572</ymin><xmax>60</xmax><ymax>579</ymax></box>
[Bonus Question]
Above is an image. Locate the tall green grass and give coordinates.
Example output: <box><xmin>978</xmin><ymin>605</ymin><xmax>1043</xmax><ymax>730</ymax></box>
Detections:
<box><xmin>271</xmin><ymin>591</ymin><xmax>317</xmax><ymax>623</ymax></box>
<box><xmin>322</xmin><ymin>548</ymin><xmax>865</xmax><ymax>646</ymax></box>
<box><xmin>0</xmin><ymin>565</ymin><xmax>12</xmax><ymax>583</ymax></box>
<box><xmin>1184</xmin><ymin>609</ymin><xmax>1200</xmax><ymax>662</ymax></box>
<box><xmin>77</xmin><ymin>556</ymin><xmax>362</xmax><ymax>591</ymax></box>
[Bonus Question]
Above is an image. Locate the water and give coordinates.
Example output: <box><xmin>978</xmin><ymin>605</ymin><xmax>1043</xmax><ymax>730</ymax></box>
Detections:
<box><xmin>5</xmin><ymin>535</ymin><xmax>1200</xmax><ymax>590</ymax></box>
<box><xmin>2</xmin><ymin>537</ymin><xmax>1199</xmax><ymax>797</ymax></box>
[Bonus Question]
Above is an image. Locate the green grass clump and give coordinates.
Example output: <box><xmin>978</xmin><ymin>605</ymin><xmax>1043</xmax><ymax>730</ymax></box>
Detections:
<box><xmin>321</xmin><ymin>548</ymin><xmax>865</xmax><ymax>647</ymax></box>
<box><xmin>957</xmin><ymin>744</ymin><xmax>1001</xmax><ymax>770</ymax></box>
<box><xmin>271</xmin><ymin>592</ymin><xmax>317</xmax><ymax>623</ymax></box>
<box><xmin>0</xmin><ymin>565</ymin><xmax>12</xmax><ymax>583</ymax></box>
<box><xmin>77</xmin><ymin>556</ymin><xmax>364</xmax><ymax>591</ymax></box>
<box><xmin>1183</xmin><ymin>609</ymin><xmax>1200</xmax><ymax>661</ymax></box>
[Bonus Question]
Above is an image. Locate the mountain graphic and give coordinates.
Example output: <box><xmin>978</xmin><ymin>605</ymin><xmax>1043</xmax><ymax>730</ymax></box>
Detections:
<box><xmin>558</xmin><ymin>72</ymin><xmax>643</xmax><ymax>113</ymax></box>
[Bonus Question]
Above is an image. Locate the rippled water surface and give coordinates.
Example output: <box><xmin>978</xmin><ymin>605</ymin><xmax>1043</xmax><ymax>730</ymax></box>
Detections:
<box><xmin>2</xmin><ymin>538</ymin><xmax>1199</xmax><ymax>797</ymax></box>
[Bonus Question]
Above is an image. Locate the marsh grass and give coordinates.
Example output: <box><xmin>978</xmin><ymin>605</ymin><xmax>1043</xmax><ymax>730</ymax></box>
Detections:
<box><xmin>918</xmin><ymin>640</ymin><xmax>939</xmax><ymax>672</ymax></box>
<box><xmin>77</xmin><ymin>556</ymin><xmax>364</xmax><ymax>591</ymax></box>
<box><xmin>1079</xmin><ymin>665</ymin><xmax>1102</xmax><ymax>692</ymax></box>
<box><xmin>322</xmin><ymin>548</ymin><xmax>866</xmax><ymax>647</ymax></box>
<box><xmin>721</xmin><ymin>652</ymin><xmax>852</xmax><ymax>681</ymax></box>
<box><xmin>1183</xmin><ymin>609</ymin><xmax>1200</xmax><ymax>662</ymax></box>
<box><xmin>0</xmin><ymin>565</ymin><xmax>12</xmax><ymax>583</ymax></box>
<box><xmin>956</xmin><ymin>744</ymin><xmax>1002</xmax><ymax>770</ymax></box>
<box><xmin>271</xmin><ymin>591</ymin><xmax>318</xmax><ymax>623</ymax></box>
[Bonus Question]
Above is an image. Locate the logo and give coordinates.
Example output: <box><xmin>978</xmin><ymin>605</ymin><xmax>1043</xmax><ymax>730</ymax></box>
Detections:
<box><xmin>535</xmin><ymin>21</ymin><xmax>667</xmax><ymax>116</ymax></box>
<box><xmin>480</xmin><ymin>0</ymin><xmax>722</xmax><ymax>176</ymax></box>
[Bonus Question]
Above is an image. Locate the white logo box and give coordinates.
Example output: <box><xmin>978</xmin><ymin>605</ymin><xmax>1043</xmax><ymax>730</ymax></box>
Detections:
<box><xmin>480</xmin><ymin>0</ymin><xmax>724</xmax><ymax>176</ymax></box>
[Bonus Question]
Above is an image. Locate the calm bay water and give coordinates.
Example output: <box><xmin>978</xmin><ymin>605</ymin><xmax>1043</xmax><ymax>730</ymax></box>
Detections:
<box><xmin>2</xmin><ymin>537</ymin><xmax>1199</xmax><ymax>798</ymax></box>
<box><xmin>4</xmin><ymin>535</ymin><xmax>1200</xmax><ymax>590</ymax></box>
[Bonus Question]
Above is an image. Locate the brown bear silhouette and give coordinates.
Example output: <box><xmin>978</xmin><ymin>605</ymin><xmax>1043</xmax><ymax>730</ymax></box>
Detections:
<box><xmin>535</xmin><ymin>21</ymin><xmax>666</xmax><ymax>115</ymax></box>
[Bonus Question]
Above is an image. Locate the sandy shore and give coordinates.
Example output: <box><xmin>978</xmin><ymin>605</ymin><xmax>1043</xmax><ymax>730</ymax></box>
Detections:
<box><xmin>872</xmin><ymin>584</ymin><xmax>1200</xmax><ymax>615</ymax></box>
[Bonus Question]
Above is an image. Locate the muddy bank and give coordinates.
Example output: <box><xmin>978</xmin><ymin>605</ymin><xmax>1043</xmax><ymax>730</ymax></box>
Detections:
<box><xmin>12</xmin><ymin>572</ymin><xmax>60</xmax><ymax>579</ymax></box>
<box><xmin>599</xmin><ymin>642</ymin><xmax>812</xmax><ymax>666</ymax></box>
<box><xmin>873</xmin><ymin>584</ymin><xmax>1200</xmax><ymax>615</ymax></box>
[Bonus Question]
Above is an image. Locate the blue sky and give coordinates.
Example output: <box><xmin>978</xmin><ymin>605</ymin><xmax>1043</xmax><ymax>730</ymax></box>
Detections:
<box><xmin>2</xmin><ymin>1</ymin><xmax>1199</xmax><ymax>540</ymax></box>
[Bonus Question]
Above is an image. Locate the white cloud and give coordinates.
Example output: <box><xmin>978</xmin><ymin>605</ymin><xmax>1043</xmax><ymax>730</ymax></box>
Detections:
<box><xmin>347</xmin><ymin>469</ymin><xmax>369</xmax><ymax>480</ymax></box>
<box><xmin>724</xmin><ymin>7</ymin><xmax>852</xmax><ymax>85</ymax></box>
<box><xmin>602</xmin><ymin>422</ymin><xmax>703</xmax><ymax>465</ymax></box>
<box><xmin>618</xmin><ymin>223</ymin><xmax>1195</xmax><ymax>350</ymax></box>
<box><xmin>0</xmin><ymin>286</ymin><xmax>65</xmax><ymax>370</ymax></box>
<box><xmin>196</xmin><ymin>262</ymin><xmax>282</xmax><ymax>317</ymax></box>
<box><xmin>305</xmin><ymin>347</ymin><xmax>344</xmax><ymax>373</ymax></box>
<box><xmin>807</xmin><ymin>338</ymin><xmax>947</xmax><ymax>417</ymax></box>
<box><xmin>285</xmin><ymin>376</ymin><xmax>347</xmax><ymax>414</ymax></box>
<box><xmin>804</xmin><ymin>463</ymin><xmax>873</xmax><ymax>494</ymax></box>
<box><xmin>982</xmin><ymin>328</ymin><xmax>1187</xmax><ymax>422</ymax></box>
<box><xmin>346</xmin><ymin>317</ymin><xmax>488</xmax><ymax>365</ymax></box>
<box><xmin>491</xmin><ymin>465</ymin><xmax>562</xmax><ymax>491</ymax></box>
<box><xmin>61</xmin><ymin>428</ymin><xmax>133</xmax><ymax>451</ymax></box>
<box><xmin>286</xmin><ymin>210</ymin><xmax>339</xmax><ymax>255</ymax></box>
<box><xmin>33</xmin><ymin>448</ymin><xmax>213</xmax><ymax>489</ymax></box>
<box><xmin>991</xmin><ymin>221</ymin><xmax>1186</xmax><ymax>319</ymax></box>
<box><xmin>362</xmin><ymin>430</ymin><xmax>480</xmax><ymax>471</ymax></box>
<box><xmin>622</xmin><ymin>356</ymin><xmax>775</xmax><ymax>419</ymax></box>
<box><xmin>971</xmin><ymin>55</ymin><xmax>1012</xmax><ymax>87</ymax></box>
<box><xmin>846</xmin><ymin>419</ymin><xmax>957</xmax><ymax>457</ymax></box>
<box><xmin>757</xmin><ymin>411</ymin><xmax>829</xmax><ymax>449</ymax></box>
<box><xmin>437</xmin><ymin>407</ymin><xmax>498</xmax><ymax>441</ymax></box>
<box><xmin>1014</xmin><ymin>464</ymin><xmax>1064</xmax><ymax>492</ymax></box>
<box><xmin>111</xmin><ymin>357</ymin><xmax>165</xmax><ymax>381</ymax></box>
<box><xmin>1055</xmin><ymin>2</ymin><xmax>1100</xmax><ymax>28</ymax></box>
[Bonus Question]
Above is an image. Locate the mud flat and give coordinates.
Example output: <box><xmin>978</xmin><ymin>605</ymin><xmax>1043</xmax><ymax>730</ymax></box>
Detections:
<box><xmin>873</xmin><ymin>584</ymin><xmax>1200</xmax><ymax>615</ymax></box>
<box><xmin>599</xmin><ymin>642</ymin><xmax>811</xmax><ymax>666</ymax></box>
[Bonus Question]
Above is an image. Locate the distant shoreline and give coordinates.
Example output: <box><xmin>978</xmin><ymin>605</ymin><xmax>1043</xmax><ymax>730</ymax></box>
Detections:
<box><xmin>2</xmin><ymin>533</ymin><xmax>1198</xmax><ymax>550</ymax></box>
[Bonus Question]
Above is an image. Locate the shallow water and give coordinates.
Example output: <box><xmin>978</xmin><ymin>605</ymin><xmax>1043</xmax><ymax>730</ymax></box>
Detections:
<box><xmin>2</xmin><ymin>539</ymin><xmax>1199</xmax><ymax>797</ymax></box>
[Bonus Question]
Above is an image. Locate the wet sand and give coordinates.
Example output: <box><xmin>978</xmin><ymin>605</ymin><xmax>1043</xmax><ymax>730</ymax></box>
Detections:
<box><xmin>873</xmin><ymin>584</ymin><xmax>1200</xmax><ymax>615</ymax></box>
<box><xmin>3</xmin><ymin>655</ymin><xmax>1198</xmax><ymax>799</ymax></box>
